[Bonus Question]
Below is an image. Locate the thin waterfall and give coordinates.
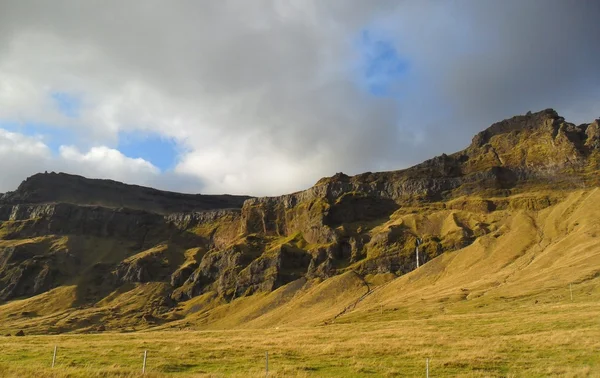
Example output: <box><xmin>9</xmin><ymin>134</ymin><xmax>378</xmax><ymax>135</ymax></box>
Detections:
<box><xmin>416</xmin><ymin>237</ymin><xmax>422</xmax><ymax>268</ymax></box>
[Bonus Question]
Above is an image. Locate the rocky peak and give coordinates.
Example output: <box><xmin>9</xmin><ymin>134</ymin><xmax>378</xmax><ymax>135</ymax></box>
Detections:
<box><xmin>470</xmin><ymin>108</ymin><xmax>562</xmax><ymax>149</ymax></box>
<box><xmin>585</xmin><ymin>119</ymin><xmax>600</xmax><ymax>148</ymax></box>
<box><xmin>314</xmin><ymin>172</ymin><xmax>351</xmax><ymax>186</ymax></box>
<box><xmin>459</xmin><ymin>109</ymin><xmax>600</xmax><ymax>176</ymax></box>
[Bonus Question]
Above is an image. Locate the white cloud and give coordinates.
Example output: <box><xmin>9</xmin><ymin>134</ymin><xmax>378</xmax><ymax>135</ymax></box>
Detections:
<box><xmin>59</xmin><ymin>145</ymin><xmax>159</xmax><ymax>182</ymax></box>
<box><xmin>0</xmin><ymin>129</ymin><xmax>51</xmax><ymax>192</ymax></box>
<box><xmin>174</xmin><ymin>138</ymin><xmax>331</xmax><ymax>195</ymax></box>
<box><xmin>0</xmin><ymin>129</ymin><xmax>50</xmax><ymax>157</ymax></box>
<box><xmin>0</xmin><ymin>128</ymin><xmax>159</xmax><ymax>192</ymax></box>
<box><xmin>0</xmin><ymin>2</ymin><xmax>598</xmax><ymax>196</ymax></box>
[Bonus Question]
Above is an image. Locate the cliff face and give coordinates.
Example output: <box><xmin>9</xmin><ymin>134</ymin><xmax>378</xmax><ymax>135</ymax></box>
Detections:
<box><xmin>0</xmin><ymin>203</ymin><xmax>194</xmax><ymax>302</ymax></box>
<box><xmin>238</xmin><ymin>109</ymin><xmax>600</xmax><ymax>266</ymax></box>
<box><xmin>1</xmin><ymin>109</ymin><xmax>599</xmax><ymax>333</ymax></box>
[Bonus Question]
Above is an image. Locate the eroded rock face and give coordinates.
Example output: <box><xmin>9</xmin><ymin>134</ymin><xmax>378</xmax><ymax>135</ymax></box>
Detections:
<box><xmin>0</xmin><ymin>203</ymin><xmax>177</xmax><ymax>245</ymax></box>
<box><xmin>0</xmin><ymin>240</ymin><xmax>70</xmax><ymax>301</ymax></box>
<box><xmin>173</xmin><ymin>244</ymin><xmax>251</xmax><ymax>301</ymax></box>
<box><xmin>165</xmin><ymin>209</ymin><xmax>241</xmax><ymax>230</ymax></box>
<box><xmin>234</xmin><ymin>245</ymin><xmax>312</xmax><ymax>297</ymax></box>
<box><xmin>0</xmin><ymin>203</ymin><xmax>203</xmax><ymax>302</ymax></box>
<box><xmin>585</xmin><ymin>120</ymin><xmax>600</xmax><ymax>149</ymax></box>
<box><xmin>114</xmin><ymin>248</ymin><xmax>173</xmax><ymax>284</ymax></box>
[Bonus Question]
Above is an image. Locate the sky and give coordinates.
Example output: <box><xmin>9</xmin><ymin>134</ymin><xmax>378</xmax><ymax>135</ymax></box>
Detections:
<box><xmin>0</xmin><ymin>1</ymin><xmax>599</xmax><ymax>196</ymax></box>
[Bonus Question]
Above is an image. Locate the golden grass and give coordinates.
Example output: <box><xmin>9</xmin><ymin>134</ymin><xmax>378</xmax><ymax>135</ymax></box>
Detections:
<box><xmin>2</xmin><ymin>189</ymin><xmax>600</xmax><ymax>376</ymax></box>
<box><xmin>1</xmin><ymin>291</ymin><xmax>599</xmax><ymax>377</ymax></box>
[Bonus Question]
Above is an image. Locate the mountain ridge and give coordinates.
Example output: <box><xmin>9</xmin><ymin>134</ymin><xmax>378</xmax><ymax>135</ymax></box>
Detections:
<box><xmin>3</xmin><ymin>108</ymin><xmax>599</xmax><ymax>211</ymax></box>
<box><xmin>1</xmin><ymin>171</ymin><xmax>252</xmax><ymax>214</ymax></box>
<box><xmin>1</xmin><ymin>108</ymin><xmax>600</xmax><ymax>334</ymax></box>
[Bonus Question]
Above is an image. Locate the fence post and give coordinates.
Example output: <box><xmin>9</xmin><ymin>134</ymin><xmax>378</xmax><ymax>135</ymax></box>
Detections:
<box><xmin>266</xmin><ymin>351</ymin><xmax>269</xmax><ymax>377</ymax></box>
<box><xmin>52</xmin><ymin>345</ymin><xmax>57</xmax><ymax>368</ymax></box>
<box><xmin>142</xmin><ymin>350</ymin><xmax>147</xmax><ymax>374</ymax></box>
<box><xmin>426</xmin><ymin>358</ymin><xmax>429</xmax><ymax>378</ymax></box>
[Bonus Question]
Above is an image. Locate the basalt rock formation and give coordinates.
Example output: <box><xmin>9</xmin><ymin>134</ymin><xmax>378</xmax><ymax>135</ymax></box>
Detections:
<box><xmin>1</xmin><ymin>109</ymin><xmax>599</xmax><ymax>332</ymax></box>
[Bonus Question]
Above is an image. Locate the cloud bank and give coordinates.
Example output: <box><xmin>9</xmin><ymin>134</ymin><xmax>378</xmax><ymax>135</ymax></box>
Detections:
<box><xmin>0</xmin><ymin>1</ymin><xmax>598</xmax><ymax>195</ymax></box>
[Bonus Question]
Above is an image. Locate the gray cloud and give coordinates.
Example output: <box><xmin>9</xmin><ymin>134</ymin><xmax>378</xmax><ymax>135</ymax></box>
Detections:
<box><xmin>0</xmin><ymin>1</ymin><xmax>598</xmax><ymax>195</ymax></box>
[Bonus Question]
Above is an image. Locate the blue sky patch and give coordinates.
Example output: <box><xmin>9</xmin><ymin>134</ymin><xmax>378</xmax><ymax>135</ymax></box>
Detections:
<box><xmin>117</xmin><ymin>131</ymin><xmax>179</xmax><ymax>171</ymax></box>
<box><xmin>0</xmin><ymin>119</ymin><xmax>180</xmax><ymax>170</ymax></box>
<box><xmin>356</xmin><ymin>29</ymin><xmax>410</xmax><ymax>97</ymax></box>
<box><xmin>0</xmin><ymin>120</ymin><xmax>75</xmax><ymax>153</ymax></box>
<box><xmin>51</xmin><ymin>92</ymin><xmax>81</xmax><ymax>118</ymax></box>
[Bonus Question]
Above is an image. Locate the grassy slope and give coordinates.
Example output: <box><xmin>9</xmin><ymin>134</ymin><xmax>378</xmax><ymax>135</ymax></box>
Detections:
<box><xmin>1</xmin><ymin>189</ymin><xmax>600</xmax><ymax>376</ymax></box>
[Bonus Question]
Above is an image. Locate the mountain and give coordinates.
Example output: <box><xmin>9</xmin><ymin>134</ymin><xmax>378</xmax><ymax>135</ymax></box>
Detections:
<box><xmin>1</xmin><ymin>108</ymin><xmax>599</xmax><ymax>334</ymax></box>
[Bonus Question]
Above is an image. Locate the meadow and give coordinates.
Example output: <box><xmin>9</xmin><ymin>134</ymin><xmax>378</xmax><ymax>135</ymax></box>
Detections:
<box><xmin>2</xmin><ymin>190</ymin><xmax>600</xmax><ymax>377</ymax></box>
<box><xmin>1</xmin><ymin>291</ymin><xmax>599</xmax><ymax>377</ymax></box>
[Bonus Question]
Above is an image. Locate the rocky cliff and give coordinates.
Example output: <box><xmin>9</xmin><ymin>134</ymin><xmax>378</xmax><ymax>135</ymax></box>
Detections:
<box><xmin>1</xmin><ymin>109</ymin><xmax>599</xmax><ymax>333</ymax></box>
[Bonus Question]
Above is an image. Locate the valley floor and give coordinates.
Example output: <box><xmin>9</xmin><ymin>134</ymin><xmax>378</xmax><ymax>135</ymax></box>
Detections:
<box><xmin>1</xmin><ymin>288</ymin><xmax>599</xmax><ymax>377</ymax></box>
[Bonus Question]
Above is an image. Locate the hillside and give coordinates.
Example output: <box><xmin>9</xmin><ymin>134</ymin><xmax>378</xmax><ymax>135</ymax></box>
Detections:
<box><xmin>1</xmin><ymin>108</ymin><xmax>600</xmax><ymax>335</ymax></box>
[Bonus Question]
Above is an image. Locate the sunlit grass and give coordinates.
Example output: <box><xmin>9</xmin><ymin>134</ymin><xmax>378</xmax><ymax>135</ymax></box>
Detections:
<box><xmin>2</xmin><ymin>190</ymin><xmax>600</xmax><ymax>377</ymax></box>
<box><xmin>1</xmin><ymin>295</ymin><xmax>599</xmax><ymax>377</ymax></box>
